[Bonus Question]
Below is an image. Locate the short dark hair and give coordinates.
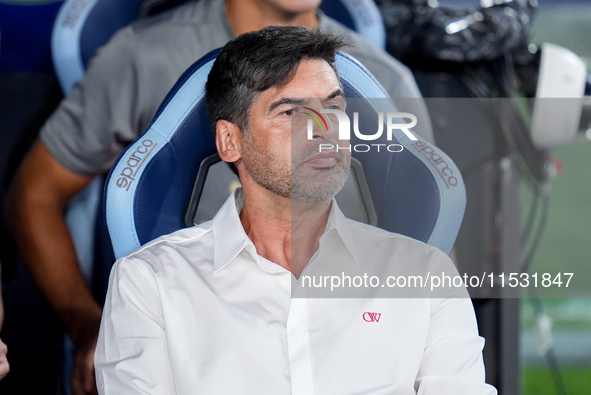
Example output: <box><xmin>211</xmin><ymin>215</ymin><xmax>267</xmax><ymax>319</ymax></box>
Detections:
<box><xmin>205</xmin><ymin>25</ymin><xmax>346</xmax><ymax>138</ymax></box>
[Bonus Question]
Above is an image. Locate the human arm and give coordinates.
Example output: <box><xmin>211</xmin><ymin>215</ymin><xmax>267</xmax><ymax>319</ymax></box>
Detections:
<box><xmin>0</xmin><ymin>265</ymin><xmax>8</xmax><ymax>380</ymax></box>
<box><xmin>5</xmin><ymin>141</ymin><xmax>100</xmax><ymax>394</ymax></box>
<box><xmin>95</xmin><ymin>257</ymin><xmax>175</xmax><ymax>394</ymax></box>
<box><xmin>0</xmin><ymin>262</ymin><xmax>4</xmax><ymax>328</ymax></box>
<box><xmin>415</xmin><ymin>296</ymin><xmax>497</xmax><ymax>394</ymax></box>
<box><xmin>5</xmin><ymin>24</ymin><xmax>151</xmax><ymax>394</ymax></box>
<box><xmin>0</xmin><ymin>338</ymin><xmax>8</xmax><ymax>380</ymax></box>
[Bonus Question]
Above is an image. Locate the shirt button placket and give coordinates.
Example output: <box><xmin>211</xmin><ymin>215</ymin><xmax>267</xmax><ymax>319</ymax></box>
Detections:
<box><xmin>286</xmin><ymin>281</ymin><xmax>314</xmax><ymax>395</ymax></box>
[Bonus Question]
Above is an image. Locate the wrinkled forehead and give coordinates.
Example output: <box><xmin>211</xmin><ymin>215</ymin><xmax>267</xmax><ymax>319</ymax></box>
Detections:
<box><xmin>261</xmin><ymin>59</ymin><xmax>343</xmax><ymax>106</ymax></box>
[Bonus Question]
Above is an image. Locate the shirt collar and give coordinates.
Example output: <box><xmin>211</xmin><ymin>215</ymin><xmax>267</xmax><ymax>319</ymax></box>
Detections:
<box><xmin>321</xmin><ymin>199</ymin><xmax>360</xmax><ymax>266</ymax></box>
<box><xmin>212</xmin><ymin>189</ymin><xmax>360</xmax><ymax>272</ymax></box>
<box><xmin>212</xmin><ymin>188</ymin><xmax>257</xmax><ymax>272</ymax></box>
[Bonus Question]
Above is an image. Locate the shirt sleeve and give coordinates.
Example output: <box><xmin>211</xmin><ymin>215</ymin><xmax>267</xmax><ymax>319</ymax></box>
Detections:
<box><xmin>414</xmin><ymin>296</ymin><xmax>497</xmax><ymax>394</ymax></box>
<box><xmin>40</xmin><ymin>26</ymin><xmax>143</xmax><ymax>176</ymax></box>
<box><xmin>409</xmin><ymin>247</ymin><xmax>496</xmax><ymax>394</ymax></box>
<box><xmin>95</xmin><ymin>257</ymin><xmax>176</xmax><ymax>394</ymax></box>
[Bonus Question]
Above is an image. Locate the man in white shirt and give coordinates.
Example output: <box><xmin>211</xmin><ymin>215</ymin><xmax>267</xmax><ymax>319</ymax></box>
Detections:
<box><xmin>6</xmin><ymin>3</ymin><xmax>433</xmax><ymax>393</ymax></box>
<box><xmin>95</xmin><ymin>26</ymin><xmax>496</xmax><ymax>394</ymax></box>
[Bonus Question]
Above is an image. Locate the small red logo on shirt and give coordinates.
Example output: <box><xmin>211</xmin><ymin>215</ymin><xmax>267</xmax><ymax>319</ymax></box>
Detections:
<box><xmin>363</xmin><ymin>312</ymin><xmax>381</xmax><ymax>322</ymax></box>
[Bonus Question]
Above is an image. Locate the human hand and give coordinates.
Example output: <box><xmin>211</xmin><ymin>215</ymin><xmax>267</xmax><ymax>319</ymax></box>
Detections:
<box><xmin>70</xmin><ymin>319</ymin><xmax>100</xmax><ymax>395</ymax></box>
<box><xmin>0</xmin><ymin>338</ymin><xmax>9</xmax><ymax>380</ymax></box>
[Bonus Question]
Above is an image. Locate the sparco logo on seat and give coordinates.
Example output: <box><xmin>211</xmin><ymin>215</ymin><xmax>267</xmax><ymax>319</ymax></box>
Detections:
<box><xmin>412</xmin><ymin>141</ymin><xmax>458</xmax><ymax>189</ymax></box>
<box><xmin>116</xmin><ymin>139</ymin><xmax>157</xmax><ymax>191</ymax></box>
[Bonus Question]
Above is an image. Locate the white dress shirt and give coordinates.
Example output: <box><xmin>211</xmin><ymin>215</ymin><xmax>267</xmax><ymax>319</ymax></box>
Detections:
<box><xmin>95</xmin><ymin>189</ymin><xmax>497</xmax><ymax>394</ymax></box>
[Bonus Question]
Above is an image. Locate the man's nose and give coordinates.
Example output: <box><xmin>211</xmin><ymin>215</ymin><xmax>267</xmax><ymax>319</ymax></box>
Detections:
<box><xmin>304</xmin><ymin>107</ymin><xmax>330</xmax><ymax>140</ymax></box>
<box><xmin>321</xmin><ymin>109</ymin><xmax>349</xmax><ymax>141</ymax></box>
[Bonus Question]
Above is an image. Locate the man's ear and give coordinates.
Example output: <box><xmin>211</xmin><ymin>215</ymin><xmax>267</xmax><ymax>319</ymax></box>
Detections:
<box><xmin>215</xmin><ymin>120</ymin><xmax>242</xmax><ymax>164</ymax></box>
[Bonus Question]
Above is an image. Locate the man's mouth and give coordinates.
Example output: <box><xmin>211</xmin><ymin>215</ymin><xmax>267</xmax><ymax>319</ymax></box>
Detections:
<box><xmin>304</xmin><ymin>151</ymin><xmax>340</xmax><ymax>167</ymax></box>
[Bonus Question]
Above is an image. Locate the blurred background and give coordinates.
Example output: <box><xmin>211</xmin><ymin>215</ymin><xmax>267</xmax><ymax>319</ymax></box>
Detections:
<box><xmin>416</xmin><ymin>1</ymin><xmax>591</xmax><ymax>393</ymax></box>
<box><xmin>520</xmin><ymin>1</ymin><xmax>591</xmax><ymax>391</ymax></box>
<box><xmin>0</xmin><ymin>0</ymin><xmax>590</xmax><ymax>394</ymax></box>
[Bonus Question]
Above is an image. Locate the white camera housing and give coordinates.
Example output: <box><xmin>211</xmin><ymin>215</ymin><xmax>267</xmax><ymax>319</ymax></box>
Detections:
<box><xmin>530</xmin><ymin>43</ymin><xmax>587</xmax><ymax>150</ymax></box>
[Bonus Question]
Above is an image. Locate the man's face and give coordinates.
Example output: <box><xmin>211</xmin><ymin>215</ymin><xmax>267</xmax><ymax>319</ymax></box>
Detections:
<box><xmin>241</xmin><ymin>58</ymin><xmax>350</xmax><ymax>203</ymax></box>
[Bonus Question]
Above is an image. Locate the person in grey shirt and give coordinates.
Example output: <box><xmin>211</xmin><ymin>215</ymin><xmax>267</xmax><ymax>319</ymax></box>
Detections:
<box><xmin>6</xmin><ymin>1</ymin><xmax>432</xmax><ymax>394</ymax></box>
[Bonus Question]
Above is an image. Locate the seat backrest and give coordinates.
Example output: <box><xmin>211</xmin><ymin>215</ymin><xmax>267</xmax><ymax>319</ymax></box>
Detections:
<box><xmin>51</xmin><ymin>0</ymin><xmax>145</xmax><ymax>93</ymax></box>
<box><xmin>105</xmin><ymin>50</ymin><xmax>466</xmax><ymax>259</ymax></box>
<box><xmin>51</xmin><ymin>0</ymin><xmax>385</xmax><ymax>93</ymax></box>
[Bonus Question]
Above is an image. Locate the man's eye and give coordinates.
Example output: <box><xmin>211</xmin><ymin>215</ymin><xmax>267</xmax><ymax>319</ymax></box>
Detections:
<box><xmin>283</xmin><ymin>109</ymin><xmax>295</xmax><ymax>116</ymax></box>
<box><xmin>326</xmin><ymin>102</ymin><xmax>344</xmax><ymax>110</ymax></box>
